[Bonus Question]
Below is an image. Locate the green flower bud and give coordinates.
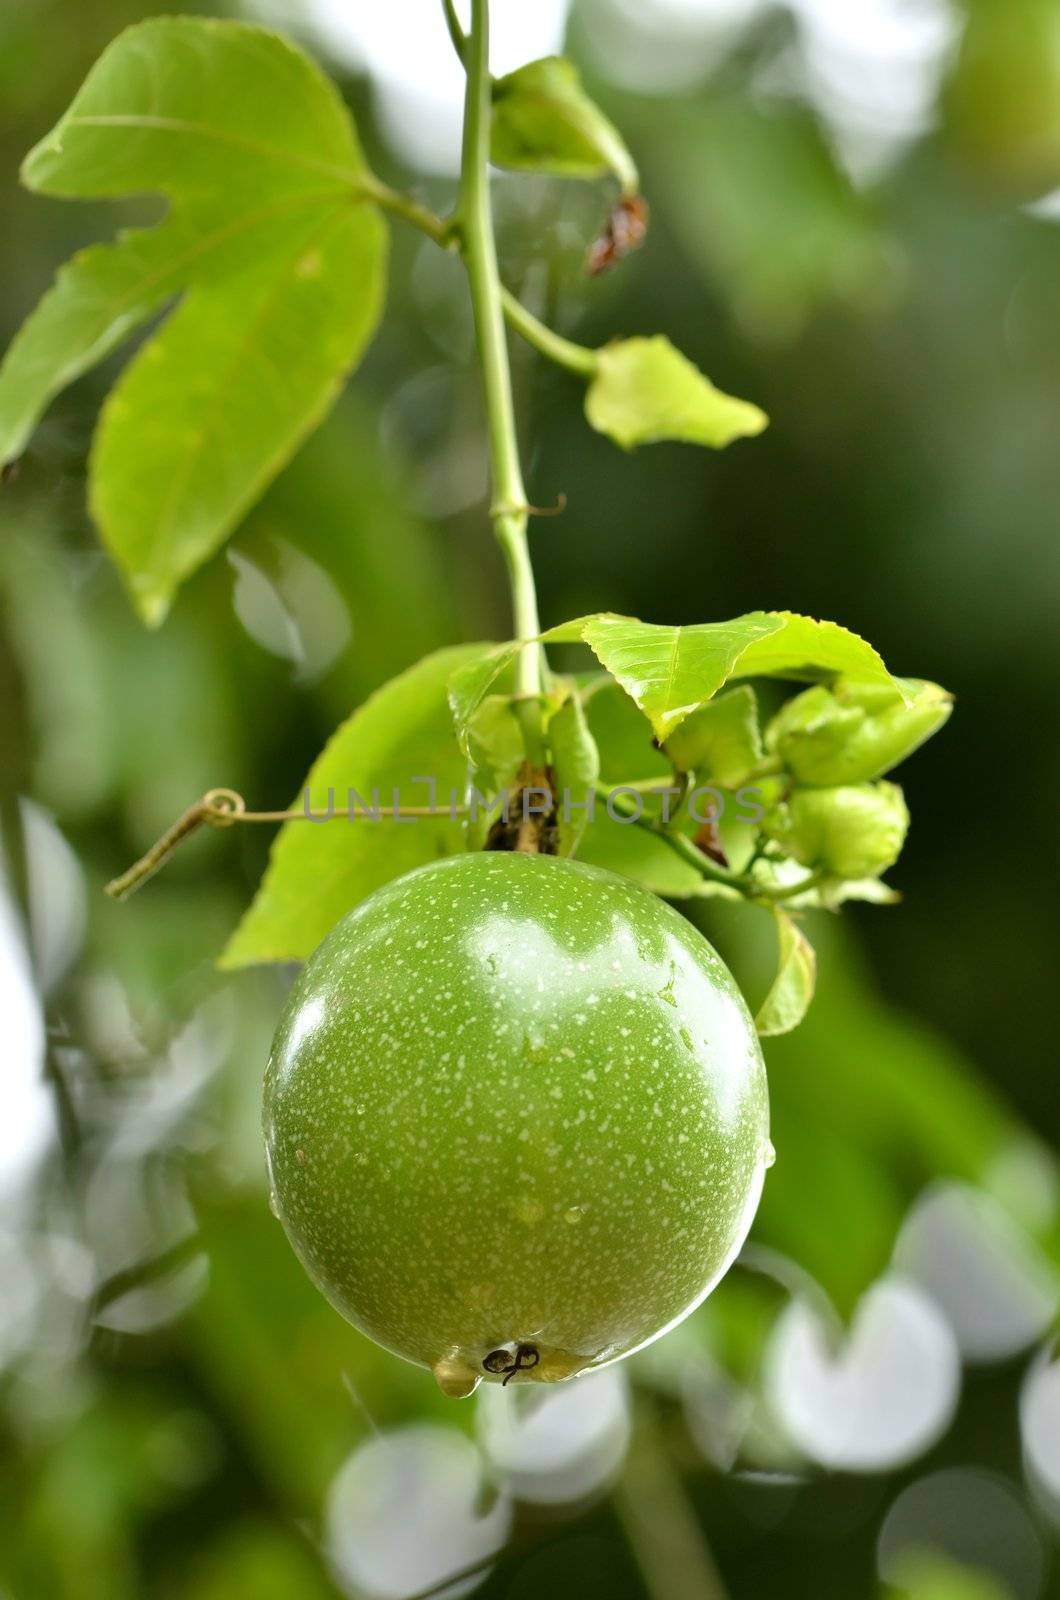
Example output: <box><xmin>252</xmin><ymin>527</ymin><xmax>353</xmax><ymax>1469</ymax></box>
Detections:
<box><xmin>766</xmin><ymin>677</ymin><xmax>952</xmax><ymax>787</ymax></box>
<box><xmin>765</xmin><ymin>782</ymin><xmax>909</xmax><ymax>880</ymax></box>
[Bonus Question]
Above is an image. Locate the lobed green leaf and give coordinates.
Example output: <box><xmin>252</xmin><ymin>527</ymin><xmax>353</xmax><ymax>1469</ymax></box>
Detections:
<box><xmin>0</xmin><ymin>17</ymin><xmax>386</xmax><ymax>623</ymax></box>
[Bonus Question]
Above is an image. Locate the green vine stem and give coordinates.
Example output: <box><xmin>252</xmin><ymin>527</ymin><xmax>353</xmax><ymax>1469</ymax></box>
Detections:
<box><xmin>459</xmin><ymin>0</ymin><xmax>546</xmax><ymax>739</ymax></box>
<box><xmin>594</xmin><ymin>782</ymin><xmax>824</xmax><ymax>904</ymax></box>
<box><xmin>499</xmin><ymin>287</ymin><xmax>597</xmax><ymax>376</ymax></box>
<box><xmin>361</xmin><ymin>175</ymin><xmax>455</xmax><ymax>248</ymax></box>
<box><xmin>595</xmin><ymin>782</ymin><xmax>740</xmax><ymax>890</ymax></box>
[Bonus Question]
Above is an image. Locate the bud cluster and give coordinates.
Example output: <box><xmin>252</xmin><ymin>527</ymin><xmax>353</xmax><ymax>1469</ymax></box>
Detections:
<box><xmin>759</xmin><ymin>677</ymin><xmax>952</xmax><ymax>887</ymax></box>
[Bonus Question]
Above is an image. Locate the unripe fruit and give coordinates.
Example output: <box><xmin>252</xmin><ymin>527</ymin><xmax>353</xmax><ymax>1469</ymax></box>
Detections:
<box><xmin>265</xmin><ymin>854</ymin><xmax>770</xmax><ymax>1396</ymax></box>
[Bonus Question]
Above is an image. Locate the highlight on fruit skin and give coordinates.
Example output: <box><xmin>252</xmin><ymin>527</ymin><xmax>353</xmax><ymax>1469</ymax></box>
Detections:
<box><xmin>264</xmin><ymin>853</ymin><xmax>771</xmax><ymax>1397</ymax></box>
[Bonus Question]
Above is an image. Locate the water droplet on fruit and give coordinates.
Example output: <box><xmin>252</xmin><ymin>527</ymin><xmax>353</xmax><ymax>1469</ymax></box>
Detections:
<box><xmin>432</xmin><ymin>1354</ymin><xmax>481</xmax><ymax>1398</ymax></box>
<box><xmin>565</xmin><ymin>1205</ymin><xmax>586</xmax><ymax>1225</ymax></box>
<box><xmin>763</xmin><ymin>1140</ymin><xmax>776</xmax><ymax>1169</ymax></box>
<box><xmin>268</xmin><ymin>1189</ymin><xmax>281</xmax><ymax>1218</ymax></box>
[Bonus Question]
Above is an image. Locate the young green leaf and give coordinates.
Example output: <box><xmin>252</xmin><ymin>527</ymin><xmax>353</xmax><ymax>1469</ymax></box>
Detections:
<box><xmin>575</xmin><ymin>680</ymin><xmax>710</xmax><ymax>897</ymax></box>
<box><xmin>447</xmin><ymin>643</ymin><xmax>520</xmax><ymax>756</ymax></box>
<box><xmin>464</xmin><ymin>694</ymin><xmax>525</xmax><ymax>794</ymax></box>
<box><xmin>490</xmin><ymin>55</ymin><xmax>639</xmax><ymax>195</ymax></box>
<box><xmin>572</xmin><ymin>678</ymin><xmax>763</xmax><ymax>896</ymax></box>
<box><xmin>547</xmin><ymin>693</ymin><xmax>600</xmax><ymax>858</ymax></box>
<box><xmin>755</xmin><ymin>908</ymin><xmax>817</xmax><ymax>1038</ymax></box>
<box><xmin>663</xmin><ymin>685</ymin><xmax>763</xmax><ymax>785</ymax></box>
<box><xmin>585</xmin><ymin>336</ymin><xmax>766</xmax><ymax>451</ymax></box>
<box><xmin>733</xmin><ymin>613</ymin><xmax>904</xmax><ymax>695</ymax></box>
<box><xmin>220</xmin><ymin>646</ymin><xmax>481</xmax><ymax>968</ymax></box>
<box><xmin>0</xmin><ymin>17</ymin><xmax>387</xmax><ymax>624</ymax></box>
<box><xmin>449</xmin><ymin>611</ymin><xmax>904</xmax><ymax>749</ymax></box>
<box><xmin>561</xmin><ymin>611</ymin><xmax>903</xmax><ymax>742</ymax></box>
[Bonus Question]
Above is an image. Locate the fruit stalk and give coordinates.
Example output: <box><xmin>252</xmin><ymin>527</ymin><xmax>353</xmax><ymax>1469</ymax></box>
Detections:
<box><xmin>459</xmin><ymin>0</ymin><xmax>546</xmax><ymax>742</ymax></box>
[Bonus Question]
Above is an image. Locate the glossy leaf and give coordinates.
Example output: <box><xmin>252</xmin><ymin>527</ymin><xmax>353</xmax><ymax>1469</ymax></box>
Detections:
<box><xmin>220</xmin><ymin>646</ymin><xmax>481</xmax><ymax>967</ymax></box>
<box><xmin>566</xmin><ymin>611</ymin><xmax>904</xmax><ymax>742</ymax></box>
<box><xmin>585</xmin><ymin>336</ymin><xmax>767</xmax><ymax>451</ymax></box>
<box><xmin>0</xmin><ymin>17</ymin><xmax>386</xmax><ymax>623</ymax></box>
<box><xmin>734</xmin><ymin>614</ymin><xmax>905</xmax><ymax>698</ymax></box>
<box><xmin>491</xmin><ymin>55</ymin><xmax>638</xmax><ymax>194</ymax></box>
<box><xmin>560</xmin><ymin>614</ymin><xmax>782</xmax><ymax>742</ymax></box>
<box><xmin>755</xmin><ymin>909</ymin><xmax>816</xmax><ymax>1038</ymax></box>
<box><xmin>450</xmin><ymin>611</ymin><xmax>904</xmax><ymax>750</ymax></box>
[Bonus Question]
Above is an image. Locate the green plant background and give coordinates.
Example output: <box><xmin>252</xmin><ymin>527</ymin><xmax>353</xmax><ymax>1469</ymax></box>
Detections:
<box><xmin>1</xmin><ymin>3</ymin><xmax>1058</xmax><ymax>1599</ymax></box>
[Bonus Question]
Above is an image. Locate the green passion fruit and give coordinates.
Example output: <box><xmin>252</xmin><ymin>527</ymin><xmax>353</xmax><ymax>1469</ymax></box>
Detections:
<box><xmin>264</xmin><ymin>853</ymin><xmax>771</xmax><ymax>1397</ymax></box>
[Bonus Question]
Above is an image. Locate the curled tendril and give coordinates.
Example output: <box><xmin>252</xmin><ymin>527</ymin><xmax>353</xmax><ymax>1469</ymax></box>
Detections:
<box><xmin>483</xmin><ymin>1343</ymin><xmax>540</xmax><ymax>1385</ymax></box>
<box><xmin>202</xmin><ymin>787</ymin><xmax>246</xmax><ymax>826</ymax></box>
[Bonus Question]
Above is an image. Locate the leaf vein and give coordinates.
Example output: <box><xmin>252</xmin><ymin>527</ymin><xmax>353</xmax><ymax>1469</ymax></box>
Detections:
<box><xmin>66</xmin><ymin>113</ymin><xmax>362</xmax><ymax>187</ymax></box>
